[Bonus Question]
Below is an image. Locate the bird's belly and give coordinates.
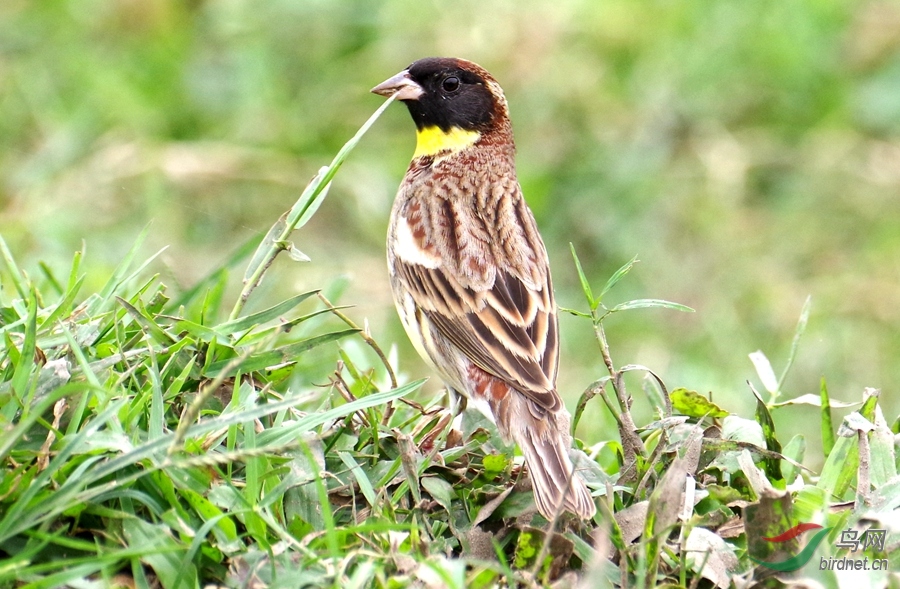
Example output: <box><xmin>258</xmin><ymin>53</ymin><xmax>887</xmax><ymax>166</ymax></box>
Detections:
<box><xmin>390</xmin><ymin>287</ymin><xmax>474</xmax><ymax>398</ymax></box>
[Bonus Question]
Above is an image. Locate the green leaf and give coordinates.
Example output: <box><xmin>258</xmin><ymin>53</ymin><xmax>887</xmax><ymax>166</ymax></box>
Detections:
<box><xmin>513</xmin><ymin>528</ymin><xmax>542</xmax><ymax>568</ymax></box>
<box><xmin>610</xmin><ymin>299</ymin><xmax>694</xmax><ymax>313</ymax></box>
<box><xmin>255</xmin><ymin>379</ymin><xmax>426</xmax><ymax>447</ymax></box>
<box><xmin>148</xmin><ymin>353</ymin><xmax>165</xmax><ymax>440</ymax></box>
<box><xmin>242</xmin><ymin>211</ymin><xmax>291</xmax><ymax>287</ymax></box>
<box><xmin>816</xmin><ymin>389</ymin><xmax>878</xmax><ymax>501</ymax></box>
<box><xmin>280</xmin><ymin>241</ymin><xmax>311</xmax><ymax>262</ymax></box>
<box><xmin>722</xmin><ymin>415</ymin><xmax>766</xmax><ymax>447</ymax></box>
<box><xmin>213</xmin><ymin>290</ymin><xmax>318</xmax><ymax>335</ymax></box>
<box><xmin>817</xmin><ymin>426</ymin><xmax>858</xmax><ymax>501</ymax></box>
<box><xmin>670</xmin><ymin>388</ymin><xmax>728</xmax><ymax>418</ymax></box>
<box><xmin>66</xmin><ymin>246</ymin><xmax>84</xmax><ymax>295</ymax></box>
<box><xmin>558</xmin><ymin>306</ymin><xmax>591</xmax><ymax>319</ymax></box>
<box><xmin>869</xmin><ymin>406</ymin><xmax>897</xmax><ymax>488</ymax></box>
<box><xmin>42</xmin><ymin>275</ymin><xmax>85</xmax><ymax>328</ymax></box>
<box><xmin>421</xmin><ymin>476</ymin><xmax>456</xmax><ymax>511</ymax></box>
<box><xmin>600</xmin><ymin>254</ymin><xmax>638</xmax><ymax>299</ymax></box>
<box><xmin>285</xmin><ymin>440</ymin><xmax>327</xmax><ymax>532</ymax></box>
<box><xmin>123</xmin><ymin>518</ymin><xmax>197</xmax><ymax>589</ymax></box>
<box><xmin>289</xmin><ymin>166</ymin><xmax>334</xmax><ymax>230</ymax></box>
<box><xmin>10</xmin><ymin>293</ymin><xmax>38</xmax><ymax>412</ymax></box>
<box><xmin>230</xmin><ymin>94</ymin><xmax>398</xmax><ymax>320</ymax></box>
<box><xmin>859</xmin><ymin>386</ymin><xmax>880</xmax><ymax>421</ymax></box>
<box><xmin>820</xmin><ymin>377</ymin><xmax>835</xmax><ymax>456</ymax></box>
<box><xmin>780</xmin><ymin>434</ymin><xmax>806</xmax><ymax>484</ymax></box>
<box><xmin>572</xmin><ymin>377</ymin><xmax>611</xmax><ymax>435</ymax></box>
<box><xmin>204</xmin><ymin>329</ymin><xmax>359</xmax><ymax>377</ymax></box>
<box><xmin>792</xmin><ymin>484</ymin><xmax>829</xmax><ymax>524</ymax></box>
<box><xmin>171</xmin><ymin>319</ymin><xmax>220</xmax><ymax>342</ymax></box>
<box><xmin>178</xmin><ymin>487</ymin><xmax>238</xmax><ymax>543</ymax></box>
<box><xmin>88</xmin><ymin>224</ymin><xmax>164</xmax><ymax>315</ymax></box>
<box><xmin>164</xmin><ymin>357</ymin><xmax>197</xmax><ymax>401</ymax></box>
<box><xmin>568</xmin><ymin>244</ymin><xmax>595</xmax><ymax>310</ymax></box>
<box><xmin>234</xmin><ymin>306</ymin><xmax>344</xmax><ymax>347</ymax></box>
<box><xmin>778</xmin><ymin>294</ymin><xmax>811</xmax><ymax>389</ymax></box>
<box><xmin>288</xmin><ymin>89</ymin><xmax>397</xmax><ymax>234</ymax></box>
<box><xmin>704</xmin><ymin>484</ymin><xmax>745</xmax><ymax>505</ymax></box>
<box><xmin>0</xmin><ymin>234</ymin><xmax>29</xmax><ymax>300</ymax></box>
<box><xmin>744</xmin><ymin>490</ymin><xmax>804</xmax><ymax>566</ymax></box>
<box><xmin>0</xmin><ymin>382</ymin><xmax>76</xmax><ymax>466</ymax></box>
<box><xmin>116</xmin><ymin>297</ymin><xmax>177</xmax><ymax>345</ymax></box>
<box><xmin>750</xmin><ymin>383</ymin><xmax>783</xmax><ymax>480</ymax></box>
<box><xmin>339</xmin><ymin>451</ymin><xmax>377</xmax><ymax>507</ymax></box>
<box><xmin>0</xmin><ymin>396</ymin><xmax>128</xmax><ymax>545</ymax></box>
<box><xmin>482</xmin><ymin>453</ymin><xmax>509</xmax><ymax>475</ymax></box>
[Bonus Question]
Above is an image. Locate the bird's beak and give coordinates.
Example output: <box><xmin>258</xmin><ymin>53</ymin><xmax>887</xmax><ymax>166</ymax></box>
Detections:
<box><xmin>371</xmin><ymin>70</ymin><xmax>423</xmax><ymax>101</ymax></box>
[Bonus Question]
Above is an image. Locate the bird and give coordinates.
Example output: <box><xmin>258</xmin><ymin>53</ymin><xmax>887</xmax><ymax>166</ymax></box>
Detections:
<box><xmin>371</xmin><ymin>57</ymin><xmax>596</xmax><ymax>520</ymax></box>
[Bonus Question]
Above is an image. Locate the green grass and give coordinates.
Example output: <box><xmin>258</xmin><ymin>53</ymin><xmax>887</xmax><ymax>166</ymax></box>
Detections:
<box><xmin>1</xmin><ymin>106</ymin><xmax>897</xmax><ymax>588</ymax></box>
<box><xmin>3</xmin><ymin>1</ymin><xmax>899</xmax><ymax>449</ymax></box>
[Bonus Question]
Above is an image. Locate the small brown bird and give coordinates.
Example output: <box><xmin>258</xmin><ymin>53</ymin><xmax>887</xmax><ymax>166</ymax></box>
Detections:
<box><xmin>372</xmin><ymin>57</ymin><xmax>595</xmax><ymax>520</ymax></box>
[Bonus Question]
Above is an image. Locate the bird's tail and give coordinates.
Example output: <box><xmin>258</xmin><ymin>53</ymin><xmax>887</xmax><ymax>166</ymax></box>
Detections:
<box><xmin>500</xmin><ymin>398</ymin><xmax>596</xmax><ymax>520</ymax></box>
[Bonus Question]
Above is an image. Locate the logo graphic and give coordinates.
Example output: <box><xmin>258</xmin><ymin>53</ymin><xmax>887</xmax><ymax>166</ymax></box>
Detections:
<box><xmin>753</xmin><ymin>522</ymin><xmax>889</xmax><ymax>572</ymax></box>
<box><xmin>751</xmin><ymin>523</ymin><xmax>833</xmax><ymax>572</ymax></box>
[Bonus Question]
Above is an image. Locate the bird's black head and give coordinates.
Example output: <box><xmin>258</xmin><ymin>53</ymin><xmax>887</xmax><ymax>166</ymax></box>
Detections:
<box><xmin>372</xmin><ymin>57</ymin><xmax>506</xmax><ymax>133</ymax></box>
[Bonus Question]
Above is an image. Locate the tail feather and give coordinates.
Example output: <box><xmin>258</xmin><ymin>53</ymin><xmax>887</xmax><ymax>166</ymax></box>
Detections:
<box><xmin>479</xmin><ymin>374</ymin><xmax>596</xmax><ymax>520</ymax></box>
<box><xmin>517</xmin><ymin>423</ymin><xmax>596</xmax><ymax>520</ymax></box>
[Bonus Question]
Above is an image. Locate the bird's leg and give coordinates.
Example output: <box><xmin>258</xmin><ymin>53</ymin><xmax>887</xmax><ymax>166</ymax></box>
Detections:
<box><xmin>447</xmin><ymin>387</ymin><xmax>467</xmax><ymax>427</ymax></box>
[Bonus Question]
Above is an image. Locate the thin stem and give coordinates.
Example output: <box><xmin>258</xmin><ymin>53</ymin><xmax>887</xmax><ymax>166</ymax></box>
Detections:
<box><xmin>229</xmin><ymin>94</ymin><xmax>397</xmax><ymax>320</ymax></box>
<box><xmin>231</xmin><ymin>221</ymin><xmax>289</xmax><ymax>320</ymax></box>
<box><xmin>595</xmin><ymin>320</ymin><xmax>617</xmax><ymax>377</ymax></box>
<box><xmin>318</xmin><ymin>293</ymin><xmax>398</xmax><ymax>390</ymax></box>
<box><xmin>591</xmin><ymin>310</ymin><xmax>646</xmax><ymax>481</ymax></box>
<box><xmin>317</xmin><ymin>293</ymin><xmax>399</xmax><ymax>425</ymax></box>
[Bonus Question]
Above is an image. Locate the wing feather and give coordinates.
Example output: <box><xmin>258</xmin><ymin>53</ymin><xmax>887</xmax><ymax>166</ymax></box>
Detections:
<box><xmin>392</xmin><ymin>220</ymin><xmax>561</xmax><ymax>412</ymax></box>
<box><xmin>390</xmin><ymin>169</ymin><xmax>561</xmax><ymax>412</ymax></box>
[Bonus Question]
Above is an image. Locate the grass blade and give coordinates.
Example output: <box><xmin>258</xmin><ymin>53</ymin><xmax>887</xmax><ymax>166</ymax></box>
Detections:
<box><xmin>230</xmin><ymin>94</ymin><xmax>398</xmax><ymax>320</ymax></box>
<box><xmin>610</xmin><ymin>299</ymin><xmax>694</xmax><ymax>313</ymax></box>
<box><xmin>600</xmin><ymin>254</ymin><xmax>639</xmax><ymax>299</ymax></box>
<box><xmin>203</xmin><ymin>329</ymin><xmax>359</xmax><ymax>377</ymax></box>
<box><xmin>569</xmin><ymin>244</ymin><xmax>595</xmax><ymax>310</ymax></box>
<box><xmin>778</xmin><ymin>294</ymin><xmax>811</xmax><ymax>390</ymax></box>
<box><xmin>819</xmin><ymin>377</ymin><xmax>835</xmax><ymax>456</ymax></box>
<box><xmin>214</xmin><ymin>290</ymin><xmax>319</xmax><ymax>335</ymax></box>
<box><xmin>0</xmin><ymin>234</ymin><xmax>29</xmax><ymax>300</ymax></box>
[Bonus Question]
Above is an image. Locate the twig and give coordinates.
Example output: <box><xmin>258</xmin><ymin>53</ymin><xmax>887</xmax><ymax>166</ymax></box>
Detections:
<box><xmin>318</xmin><ymin>293</ymin><xmax>397</xmax><ymax>389</ymax></box>
<box><xmin>595</xmin><ymin>321</ymin><xmax>617</xmax><ymax>377</ymax></box>
<box><xmin>318</xmin><ymin>292</ymin><xmax>399</xmax><ymax>425</ymax></box>
<box><xmin>592</xmin><ymin>314</ymin><xmax>646</xmax><ymax>481</ymax></box>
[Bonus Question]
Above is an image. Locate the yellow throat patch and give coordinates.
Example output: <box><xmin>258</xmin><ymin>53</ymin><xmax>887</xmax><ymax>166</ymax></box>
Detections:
<box><xmin>414</xmin><ymin>126</ymin><xmax>481</xmax><ymax>159</ymax></box>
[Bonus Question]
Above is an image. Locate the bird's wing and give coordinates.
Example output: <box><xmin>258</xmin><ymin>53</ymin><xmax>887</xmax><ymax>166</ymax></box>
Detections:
<box><xmin>391</xmin><ymin>185</ymin><xmax>561</xmax><ymax>413</ymax></box>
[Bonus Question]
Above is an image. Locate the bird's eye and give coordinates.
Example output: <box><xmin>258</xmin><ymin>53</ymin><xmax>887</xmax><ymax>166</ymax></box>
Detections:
<box><xmin>441</xmin><ymin>76</ymin><xmax>460</xmax><ymax>93</ymax></box>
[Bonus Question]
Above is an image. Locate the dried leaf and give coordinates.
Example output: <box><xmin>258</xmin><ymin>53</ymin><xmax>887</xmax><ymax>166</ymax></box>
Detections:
<box><xmin>685</xmin><ymin>527</ymin><xmax>740</xmax><ymax>588</ymax></box>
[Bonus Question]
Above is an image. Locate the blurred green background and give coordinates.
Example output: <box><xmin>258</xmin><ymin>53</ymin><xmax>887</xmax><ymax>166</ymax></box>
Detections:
<box><xmin>2</xmin><ymin>0</ymin><xmax>898</xmax><ymax>462</ymax></box>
